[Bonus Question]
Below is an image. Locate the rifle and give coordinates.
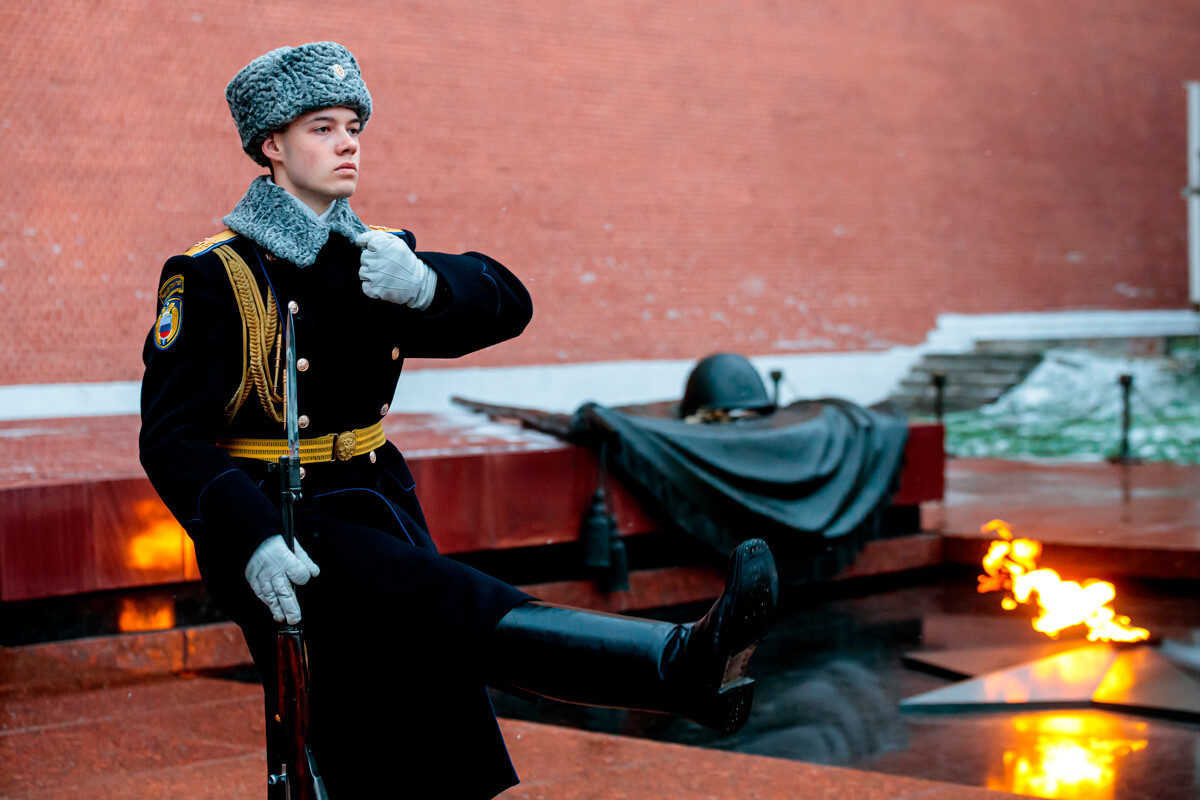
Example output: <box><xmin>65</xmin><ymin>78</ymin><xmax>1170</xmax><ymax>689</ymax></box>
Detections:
<box><xmin>267</xmin><ymin>312</ymin><xmax>329</xmax><ymax>800</ymax></box>
<box><xmin>451</xmin><ymin>396</ymin><xmax>629</xmax><ymax>589</ymax></box>
<box><xmin>450</xmin><ymin>395</ymin><xmax>578</xmax><ymax>439</ymax></box>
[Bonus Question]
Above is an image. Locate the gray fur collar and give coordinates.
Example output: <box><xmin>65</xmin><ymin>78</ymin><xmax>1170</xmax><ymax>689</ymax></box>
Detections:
<box><xmin>222</xmin><ymin>176</ymin><xmax>368</xmax><ymax>267</ymax></box>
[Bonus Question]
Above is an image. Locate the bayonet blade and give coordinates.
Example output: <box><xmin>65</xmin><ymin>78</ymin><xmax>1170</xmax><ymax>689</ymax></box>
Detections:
<box><xmin>284</xmin><ymin>312</ymin><xmax>300</xmax><ymax>459</ymax></box>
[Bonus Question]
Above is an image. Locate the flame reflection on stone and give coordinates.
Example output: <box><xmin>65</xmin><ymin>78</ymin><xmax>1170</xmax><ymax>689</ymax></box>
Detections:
<box><xmin>1093</xmin><ymin>651</ymin><xmax>1137</xmax><ymax>699</ymax></box>
<box><xmin>986</xmin><ymin>713</ymin><xmax>1147</xmax><ymax>799</ymax></box>
<box><xmin>903</xmin><ymin>642</ymin><xmax>1200</xmax><ymax>719</ymax></box>
<box><xmin>974</xmin><ymin>645</ymin><xmax>1117</xmax><ymax>704</ymax></box>
<box><xmin>117</xmin><ymin>596</ymin><xmax>176</xmax><ymax>632</ymax></box>
<box><xmin>128</xmin><ymin>499</ymin><xmax>186</xmax><ymax>572</ymax></box>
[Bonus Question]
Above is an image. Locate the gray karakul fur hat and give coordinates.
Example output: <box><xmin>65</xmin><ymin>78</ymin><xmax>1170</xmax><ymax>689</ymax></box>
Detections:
<box><xmin>226</xmin><ymin>41</ymin><xmax>372</xmax><ymax>167</ymax></box>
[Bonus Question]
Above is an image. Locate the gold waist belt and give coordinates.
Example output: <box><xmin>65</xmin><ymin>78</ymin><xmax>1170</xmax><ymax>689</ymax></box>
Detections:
<box><xmin>217</xmin><ymin>421</ymin><xmax>387</xmax><ymax>464</ymax></box>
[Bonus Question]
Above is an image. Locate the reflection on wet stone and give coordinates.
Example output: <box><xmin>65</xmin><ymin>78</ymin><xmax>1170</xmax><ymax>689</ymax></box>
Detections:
<box><xmin>489</xmin><ymin>567</ymin><xmax>1200</xmax><ymax>800</ymax></box>
<box><xmin>737</xmin><ymin>661</ymin><xmax>906</xmax><ymax>763</ymax></box>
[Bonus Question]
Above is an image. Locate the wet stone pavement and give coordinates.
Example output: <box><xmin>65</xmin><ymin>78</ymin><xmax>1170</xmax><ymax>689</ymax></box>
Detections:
<box><xmin>489</xmin><ymin>565</ymin><xmax>1200</xmax><ymax>800</ymax></box>
<box><xmin>0</xmin><ymin>639</ymin><xmax>1016</xmax><ymax>800</ymax></box>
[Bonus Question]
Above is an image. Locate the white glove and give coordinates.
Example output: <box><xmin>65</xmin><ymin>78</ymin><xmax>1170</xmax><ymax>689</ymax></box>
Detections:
<box><xmin>355</xmin><ymin>230</ymin><xmax>438</xmax><ymax>310</ymax></box>
<box><xmin>244</xmin><ymin>535</ymin><xmax>321</xmax><ymax>624</ymax></box>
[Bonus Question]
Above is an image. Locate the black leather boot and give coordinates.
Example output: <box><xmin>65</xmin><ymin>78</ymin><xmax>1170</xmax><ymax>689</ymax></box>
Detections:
<box><xmin>487</xmin><ymin>538</ymin><xmax>778</xmax><ymax>734</ymax></box>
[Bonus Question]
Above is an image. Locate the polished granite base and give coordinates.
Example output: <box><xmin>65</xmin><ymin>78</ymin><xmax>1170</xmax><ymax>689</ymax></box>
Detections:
<box><xmin>0</xmin><ymin>646</ymin><xmax>1017</xmax><ymax>800</ymax></box>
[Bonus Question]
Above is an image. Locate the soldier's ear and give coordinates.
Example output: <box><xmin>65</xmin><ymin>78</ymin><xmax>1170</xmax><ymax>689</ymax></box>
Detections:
<box><xmin>261</xmin><ymin>133</ymin><xmax>284</xmax><ymax>167</ymax></box>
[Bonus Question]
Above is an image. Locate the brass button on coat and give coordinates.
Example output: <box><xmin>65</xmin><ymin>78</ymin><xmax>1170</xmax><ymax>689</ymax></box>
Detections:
<box><xmin>288</xmin><ymin>300</ymin><xmax>299</xmax><ymax>314</ymax></box>
<box><xmin>369</xmin><ymin>450</ymin><xmax>377</xmax><ymax>463</ymax></box>
<box><xmin>298</xmin><ymin>415</ymin><xmax>310</xmax><ymax>428</ymax></box>
<box><xmin>298</xmin><ymin>467</ymin><xmax>306</xmax><ymax>479</ymax></box>
<box><xmin>297</xmin><ymin>358</ymin><xmax>309</xmax><ymax>372</ymax></box>
<box><xmin>391</xmin><ymin>347</ymin><xmax>400</xmax><ymax>361</ymax></box>
<box><xmin>380</xmin><ymin>403</ymin><xmax>390</xmax><ymax>416</ymax></box>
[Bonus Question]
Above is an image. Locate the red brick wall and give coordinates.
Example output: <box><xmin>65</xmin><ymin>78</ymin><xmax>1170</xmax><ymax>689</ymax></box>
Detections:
<box><xmin>2</xmin><ymin>1</ymin><xmax>1197</xmax><ymax>386</ymax></box>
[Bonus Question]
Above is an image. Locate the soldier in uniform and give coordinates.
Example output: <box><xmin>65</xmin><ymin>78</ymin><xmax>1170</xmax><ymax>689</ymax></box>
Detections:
<box><xmin>140</xmin><ymin>42</ymin><xmax>777</xmax><ymax>798</ymax></box>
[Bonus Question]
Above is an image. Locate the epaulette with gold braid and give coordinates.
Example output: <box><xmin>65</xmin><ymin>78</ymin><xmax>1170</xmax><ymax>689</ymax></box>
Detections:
<box><xmin>367</xmin><ymin>225</ymin><xmax>409</xmax><ymax>236</ymax></box>
<box><xmin>183</xmin><ymin>228</ymin><xmax>239</xmax><ymax>257</ymax></box>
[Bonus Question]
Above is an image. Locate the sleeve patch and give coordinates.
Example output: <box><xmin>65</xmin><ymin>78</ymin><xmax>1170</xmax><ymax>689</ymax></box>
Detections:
<box><xmin>158</xmin><ymin>274</ymin><xmax>184</xmax><ymax>303</ymax></box>
<box><xmin>154</xmin><ymin>275</ymin><xmax>184</xmax><ymax>350</ymax></box>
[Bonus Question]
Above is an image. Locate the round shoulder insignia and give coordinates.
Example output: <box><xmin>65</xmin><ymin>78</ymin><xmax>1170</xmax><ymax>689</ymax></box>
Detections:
<box><xmin>154</xmin><ymin>295</ymin><xmax>182</xmax><ymax>350</ymax></box>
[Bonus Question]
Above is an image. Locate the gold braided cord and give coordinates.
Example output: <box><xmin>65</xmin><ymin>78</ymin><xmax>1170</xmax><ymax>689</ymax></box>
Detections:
<box><xmin>216</xmin><ymin>245</ymin><xmax>283</xmax><ymax>425</ymax></box>
<box><xmin>218</xmin><ymin>246</ymin><xmax>259</xmax><ymax>421</ymax></box>
<box><xmin>256</xmin><ymin>291</ymin><xmax>281</xmax><ymax>419</ymax></box>
<box><xmin>216</xmin><ymin>246</ymin><xmax>249</xmax><ymax>419</ymax></box>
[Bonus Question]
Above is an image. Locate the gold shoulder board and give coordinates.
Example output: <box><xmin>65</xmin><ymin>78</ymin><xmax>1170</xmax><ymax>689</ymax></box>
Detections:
<box><xmin>183</xmin><ymin>228</ymin><xmax>239</xmax><ymax>257</ymax></box>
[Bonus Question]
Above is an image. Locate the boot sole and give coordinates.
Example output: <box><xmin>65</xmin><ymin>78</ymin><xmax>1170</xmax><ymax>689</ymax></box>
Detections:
<box><xmin>717</xmin><ymin>584</ymin><xmax>768</xmax><ymax>692</ymax></box>
<box><xmin>695</xmin><ymin>678</ymin><xmax>755</xmax><ymax>735</ymax></box>
<box><xmin>696</xmin><ymin>539</ymin><xmax>778</xmax><ymax>733</ymax></box>
<box><xmin>720</xmin><ymin>538</ymin><xmax>778</xmax><ymax>676</ymax></box>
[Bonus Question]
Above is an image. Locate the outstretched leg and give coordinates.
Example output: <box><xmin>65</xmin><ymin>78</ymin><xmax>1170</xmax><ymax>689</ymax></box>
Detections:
<box><xmin>487</xmin><ymin>538</ymin><xmax>778</xmax><ymax>734</ymax></box>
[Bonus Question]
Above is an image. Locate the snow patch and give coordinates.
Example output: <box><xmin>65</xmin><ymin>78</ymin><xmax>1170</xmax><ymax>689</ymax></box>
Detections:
<box><xmin>946</xmin><ymin>349</ymin><xmax>1200</xmax><ymax>463</ymax></box>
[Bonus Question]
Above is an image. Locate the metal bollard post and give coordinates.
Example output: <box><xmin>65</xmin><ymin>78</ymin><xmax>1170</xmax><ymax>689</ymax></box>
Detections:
<box><xmin>932</xmin><ymin>371</ymin><xmax>947</xmax><ymax>422</ymax></box>
<box><xmin>1117</xmin><ymin>373</ymin><xmax>1133</xmax><ymax>462</ymax></box>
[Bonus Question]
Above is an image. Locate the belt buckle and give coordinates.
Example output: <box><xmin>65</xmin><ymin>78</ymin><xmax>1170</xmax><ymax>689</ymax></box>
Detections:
<box><xmin>334</xmin><ymin>430</ymin><xmax>358</xmax><ymax>461</ymax></box>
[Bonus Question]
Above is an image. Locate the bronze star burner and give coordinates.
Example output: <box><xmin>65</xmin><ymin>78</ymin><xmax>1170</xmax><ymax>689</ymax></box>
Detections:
<box><xmin>901</xmin><ymin>642</ymin><xmax>1200</xmax><ymax>721</ymax></box>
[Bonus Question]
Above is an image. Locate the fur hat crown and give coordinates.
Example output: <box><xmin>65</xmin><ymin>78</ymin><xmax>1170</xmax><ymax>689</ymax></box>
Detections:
<box><xmin>226</xmin><ymin>42</ymin><xmax>373</xmax><ymax>167</ymax></box>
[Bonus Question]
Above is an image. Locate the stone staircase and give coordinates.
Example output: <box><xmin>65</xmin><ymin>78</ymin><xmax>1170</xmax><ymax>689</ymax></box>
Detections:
<box><xmin>888</xmin><ymin>350</ymin><xmax>1043</xmax><ymax>416</ymax></box>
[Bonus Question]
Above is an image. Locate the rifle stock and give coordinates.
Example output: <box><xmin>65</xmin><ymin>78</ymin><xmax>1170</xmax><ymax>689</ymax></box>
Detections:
<box><xmin>273</xmin><ymin>624</ymin><xmax>327</xmax><ymax>798</ymax></box>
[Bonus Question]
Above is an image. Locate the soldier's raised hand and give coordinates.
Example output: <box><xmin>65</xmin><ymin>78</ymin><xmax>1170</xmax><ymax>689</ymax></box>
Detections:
<box><xmin>245</xmin><ymin>535</ymin><xmax>321</xmax><ymax>624</ymax></box>
<box><xmin>356</xmin><ymin>229</ymin><xmax>438</xmax><ymax>310</ymax></box>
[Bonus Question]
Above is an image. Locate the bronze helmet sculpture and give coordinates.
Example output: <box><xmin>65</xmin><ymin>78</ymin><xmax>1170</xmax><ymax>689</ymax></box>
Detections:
<box><xmin>680</xmin><ymin>353</ymin><xmax>773</xmax><ymax>418</ymax></box>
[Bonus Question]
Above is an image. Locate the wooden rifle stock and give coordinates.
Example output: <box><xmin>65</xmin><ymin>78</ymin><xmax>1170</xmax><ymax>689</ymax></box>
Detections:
<box><xmin>273</xmin><ymin>624</ymin><xmax>327</xmax><ymax>799</ymax></box>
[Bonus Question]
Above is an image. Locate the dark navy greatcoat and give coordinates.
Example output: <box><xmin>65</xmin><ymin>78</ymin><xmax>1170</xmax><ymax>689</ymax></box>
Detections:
<box><xmin>140</xmin><ymin>228</ymin><xmax>534</xmax><ymax>799</ymax></box>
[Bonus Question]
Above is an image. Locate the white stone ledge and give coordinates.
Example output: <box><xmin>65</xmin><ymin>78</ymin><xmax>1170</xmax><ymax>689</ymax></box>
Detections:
<box><xmin>925</xmin><ymin>309</ymin><xmax>1200</xmax><ymax>353</ymax></box>
<box><xmin>3</xmin><ymin>310</ymin><xmax>1196</xmax><ymax>421</ymax></box>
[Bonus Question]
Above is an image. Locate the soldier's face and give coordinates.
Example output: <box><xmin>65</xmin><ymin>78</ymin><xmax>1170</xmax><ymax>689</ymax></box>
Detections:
<box><xmin>262</xmin><ymin>107</ymin><xmax>361</xmax><ymax>212</ymax></box>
